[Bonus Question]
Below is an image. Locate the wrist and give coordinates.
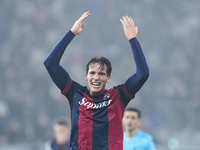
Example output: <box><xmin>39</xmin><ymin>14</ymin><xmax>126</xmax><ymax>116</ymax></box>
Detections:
<box><xmin>70</xmin><ymin>29</ymin><xmax>77</xmax><ymax>35</ymax></box>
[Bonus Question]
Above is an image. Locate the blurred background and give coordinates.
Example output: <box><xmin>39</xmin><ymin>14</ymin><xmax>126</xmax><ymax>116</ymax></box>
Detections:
<box><xmin>0</xmin><ymin>0</ymin><xmax>200</xmax><ymax>149</ymax></box>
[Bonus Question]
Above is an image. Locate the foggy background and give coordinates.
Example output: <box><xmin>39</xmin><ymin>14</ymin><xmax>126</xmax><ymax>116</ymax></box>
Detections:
<box><xmin>0</xmin><ymin>0</ymin><xmax>200</xmax><ymax>149</ymax></box>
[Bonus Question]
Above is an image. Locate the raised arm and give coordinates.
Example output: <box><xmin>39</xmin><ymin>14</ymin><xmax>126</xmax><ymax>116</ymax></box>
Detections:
<box><xmin>120</xmin><ymin>16</ymin><xmax>149</xmax><ymax>98</ymax></box>
<box><xmin>44</xmin><ymin>12</ymin><xmax>90</xmax><ymax>91</ymax></box>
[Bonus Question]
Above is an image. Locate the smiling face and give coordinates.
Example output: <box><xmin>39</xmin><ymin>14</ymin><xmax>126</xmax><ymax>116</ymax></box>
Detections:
<box><xmin>86</xmin><ymin>63</ymin><xmax>111</xmax><ymax>96</ymax></box>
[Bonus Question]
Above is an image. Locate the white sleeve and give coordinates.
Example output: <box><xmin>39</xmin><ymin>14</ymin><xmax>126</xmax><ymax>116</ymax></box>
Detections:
<box><xmin>44</xmin><ymin>140</ymin><xmax>53</xmax><ymax>150</ymax></box>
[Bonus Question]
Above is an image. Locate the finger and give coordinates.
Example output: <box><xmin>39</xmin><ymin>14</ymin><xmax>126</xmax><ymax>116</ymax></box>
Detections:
<box><xmin>129</xmin><ymin>17</ymin><xmax>134</xmax><ymax>24</ymax></box>
<box><xmin>83</xmin><ymin>11</ymin><xmax>90</xmax><ymax>17</ymax></box>
<box><xmin>135</xmin><ymin>26</ymin><xmax>138</xmax><ymax>34</ymax></box>
<box><xmin>120</xmin><ymin>18</ymin><xmax>125</xmax><ymax>26</ymax></box>
<box><xmin>80</xmin><ymin>22</ymin><xmax>85</xmax><ymax>29</ymax></box>
<box><xmin>79</xmin><ymin>14</ymin><xmax>88</xmax><ymax>22</ymax></box>
<box><xmin>79</xmin><ymin>11</ymin><xmax>90</xmax><ymax>22</ymax></box>
<box><xmin>122</xmin><ymin>16</ymin><xmax>128</xmax><ymax>23</ymax></box>
<box><xmin>126</xmin><ymin>16</ymin><xmax>133</xmax><ymax>25</ymax></box>
<box><xmin>129</xmin><ymin>17</ymin><xmax>136</xmax><ymax>28</ymax></box>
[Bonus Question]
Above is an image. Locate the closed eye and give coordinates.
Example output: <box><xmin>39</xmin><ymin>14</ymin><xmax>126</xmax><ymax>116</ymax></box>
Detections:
<box><xmin>99</xmin><ymin>72</ymin><xmax>106</xmax><ymax>75</ymax></box>
<box><xmin>89</xmin><ymin>71</ymin><xmax>95</xmax><ymax>75</ymax></box>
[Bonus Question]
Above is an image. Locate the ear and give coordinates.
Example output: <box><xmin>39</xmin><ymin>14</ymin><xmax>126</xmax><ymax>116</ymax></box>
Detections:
<box><xmin>138</xmin><ymin>119</ymin><xmax>142</xmax><ymax>126</ymax></box>
<box><xmin>85</xmin><ymin>73</ymin><xmax>88</xmax><ymax>81</ymax></box>
<box><xmin>107</xmin><ymin>76</ymin><xmax>111</xmax><ymax>83</ymax></box>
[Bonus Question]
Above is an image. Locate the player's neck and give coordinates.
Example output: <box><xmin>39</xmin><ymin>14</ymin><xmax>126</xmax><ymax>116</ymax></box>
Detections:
<box><xmin>89</xmin><ymin>89</ymin><xmax>107</xmax><ymax>98</ymax></box>
<box><xmin>126</xmin><ymin>129</ymin><xmax>138</xmax><ymax>137</ymax></box>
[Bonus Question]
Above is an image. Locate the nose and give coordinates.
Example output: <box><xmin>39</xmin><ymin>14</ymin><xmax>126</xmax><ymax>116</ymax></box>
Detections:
<box><xmin>93</xmin><ymin>73</ymin><xmax>99</xmax><ymax>80</ymax></box>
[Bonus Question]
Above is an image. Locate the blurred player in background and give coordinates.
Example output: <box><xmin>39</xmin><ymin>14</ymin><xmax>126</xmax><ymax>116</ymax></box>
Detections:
<box><xmin>44</xmin><ymin>11</ymin><xmax>149</xmax><ymax>150</ymax></box>
<box><xmin>123</xmin><ymin>108</ymin><xmax>156</xmax><ymax>150</ymax></box>
<box><xmin>45</xmin><ymin>119</ymin><xmax>70</xmax><ymax>150</ymax></box>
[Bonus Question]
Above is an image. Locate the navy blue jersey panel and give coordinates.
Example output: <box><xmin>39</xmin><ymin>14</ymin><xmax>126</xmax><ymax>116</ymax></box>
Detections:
<box><xmin>114</xmin><ymin>84</ymin><xmax>131</xmax><ymax>106</ymax></box>
<box><xmin>92</xmin><ymin>106</ymin><xmax>109</xmax><ymax>150</ymax></box>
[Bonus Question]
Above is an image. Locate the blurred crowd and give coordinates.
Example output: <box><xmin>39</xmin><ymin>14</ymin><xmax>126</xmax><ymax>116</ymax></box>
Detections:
<box><xmin>0</xmin><ymin>0</ymin><xmax>200</xmax><ymax>149</ymax></box>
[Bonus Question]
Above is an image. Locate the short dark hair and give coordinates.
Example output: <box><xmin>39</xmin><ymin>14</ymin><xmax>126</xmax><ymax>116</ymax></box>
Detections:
<box><xmin>55</xmin><ymin>119</ymin><xmax>69</xmax><ymax>127</ymax></box>
<box><xmin>125</xmin><ymin>108</ymin><xmax>141</xmax><ymax>119</ymax></box>
<box><xmin>86</xmin><ymin>57</ymin><xmax>112</xmax><ymax>76</ymax></box>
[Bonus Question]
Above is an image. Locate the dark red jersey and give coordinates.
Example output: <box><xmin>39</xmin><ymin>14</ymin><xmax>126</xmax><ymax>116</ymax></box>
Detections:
<box><xmin>62</xmin><ymin>78</ymin><xmax>133</xmax><ymax>150</ymax></box>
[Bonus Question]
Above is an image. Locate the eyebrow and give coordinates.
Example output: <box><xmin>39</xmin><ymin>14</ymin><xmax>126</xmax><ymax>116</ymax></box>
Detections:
<box><xmin>99</xmin><ymin>72</ymin><xmax>106</xmax><ymax>75</ymax></box>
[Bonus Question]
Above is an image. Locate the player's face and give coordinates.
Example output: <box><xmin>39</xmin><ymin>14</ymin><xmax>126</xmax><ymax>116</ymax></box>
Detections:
<box><xmin>86</xmin><ymin>63</ymin><xmax>111</xmax><ymax>96</ymax></box>
<box><xmin>123</xmin><ymin>111</ymin><xmax>141</xmax><ymax>132</ymax></box>
<box><xmin>54</xmin><ymin>125</ymin><xmax>70</xmax><ymax>144</ymax></box>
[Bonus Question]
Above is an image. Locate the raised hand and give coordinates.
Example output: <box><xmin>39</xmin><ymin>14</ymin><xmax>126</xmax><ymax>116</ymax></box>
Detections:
<box><xmin>71</xmin><ymin>11</ymin><xmax>90</xmax><ymax>35</ymax></box>
<box><xmin>120</xmin><ymin>16</ymin><xmax>138</xmax><ymax>40</ymax></box>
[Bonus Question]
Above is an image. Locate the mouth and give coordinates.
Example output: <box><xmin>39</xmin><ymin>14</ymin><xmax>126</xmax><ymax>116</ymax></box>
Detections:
<box><xmin>127</xmin><ymin>123</ymin><xmax>132</xmax><ymax>127</ymax></box>
<box><xmin>92</xmin><ymin>82</ymin><xmax>101</xmax><ymax>86</ymax></box>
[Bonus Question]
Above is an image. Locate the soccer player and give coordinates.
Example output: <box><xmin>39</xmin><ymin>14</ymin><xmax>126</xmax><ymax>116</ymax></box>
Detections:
<box><xmin>45</xmin><ymin>119</ymin><xmax>70</xmax><ymax>150</ymax></box>
<box><xmin>44</xmin><ymin>11</ymin><xmax>149</xmax><ymax>150</ymax></box>
<box><xmin>123</xmin><ymin>108</ymin><xmax>156</xmax><ymax>150</ymax></box>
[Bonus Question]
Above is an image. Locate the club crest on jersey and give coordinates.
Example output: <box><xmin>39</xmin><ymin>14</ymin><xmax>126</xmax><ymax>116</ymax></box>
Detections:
<box><xmin>104</xmin><ymin>93</ymin><xmax>110</xmax><ymax>100</ymax></box>
<box><xmin>78</xmin><ymin>98</ymin><xmax>112</xmax><ymax>109</ymax></box>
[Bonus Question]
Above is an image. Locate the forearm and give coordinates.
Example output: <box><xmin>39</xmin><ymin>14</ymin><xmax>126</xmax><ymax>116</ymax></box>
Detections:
<box><xmin>125</xmin><ymin>38</ymin><xmax>149</xmax><ymax>97</ymax></box>
<box><xmin>44</xmin><ymin>30</ymin><xmax>75</xmax><ymax>91</ymax></box>
<box><xmin>44</xmin><ymin>30</ymin><xmax>75</xmax><ymax>67</ymax></box>
<box><xmin>129</xmin><ymin>37</ymin><xmax>149</xmax><ymax>77</ymax></box>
